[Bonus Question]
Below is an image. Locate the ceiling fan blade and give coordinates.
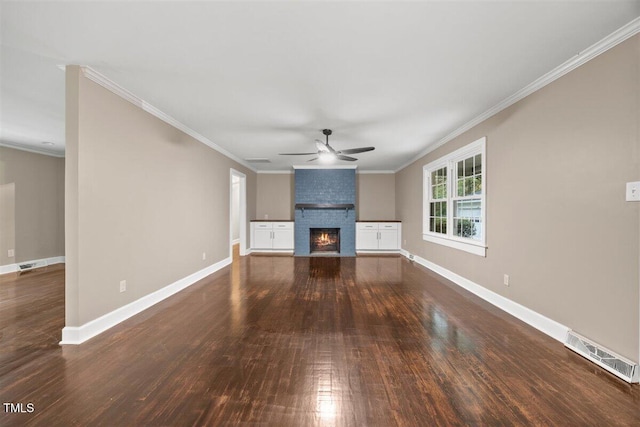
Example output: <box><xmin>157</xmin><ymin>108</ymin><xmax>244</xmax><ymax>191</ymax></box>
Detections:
<box><xmin>279</xmin><ymin>152</ymin><xmax>318</xmax><ymax>155</ymax></box>
<box><xmin>307</xmin><ymin>157</ymin><xmax>318</xmax><ymax>162</ymax></box>
<box><xmin>337</xmin><ymin>155</ymin><xmax>358</xmax><ymax>161</ymax></box>
<box><xmin>315</xmin><ymin>140</ymin><xmax>330</xmax><ymax>153</ymax></box>
<box><xmin>338</xmin><ymin>146</ymin><xmax>375</xmax><ymax>155</ymax></box>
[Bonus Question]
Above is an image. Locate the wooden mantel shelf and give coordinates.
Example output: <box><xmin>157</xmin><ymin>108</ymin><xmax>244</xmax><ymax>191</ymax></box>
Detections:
<box><xmin>295</xmin><ymin>203</ymin><xmax>355</xmax><ymax>209</ymax></box>
<box><xmin>295</xmin><ymin>203</ymin><xmax>355</xmax><ymax>218</ymax></box>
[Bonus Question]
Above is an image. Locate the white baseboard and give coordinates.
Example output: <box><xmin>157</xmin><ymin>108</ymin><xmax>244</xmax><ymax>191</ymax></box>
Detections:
<box><xmin>250</xmin><ymin>249</ymin><xmax>294</xmax><ymax>254</ymax></box>
<box><xmin>232</xmin><ymin>239</ymin><xmax>240</xmax><ymax>245</ymax></box>
<box><xmin>0</xmin><ymin>256</ymin><xmax>66</xmax><ymax>275</ymax></box>
<box><xmin>356</xmin><ymin>249</ymin><xmax>402</xmax><ymax>254</ymax></box>
<box><xmin>60</xmin><ymin>256</ymin><xmax>232</xmax><ymax>345</ymax></box>
<box><xmin>401</xmin><ymin>249</ymin><xmax>569</xmax><ymax>342</ymax></box>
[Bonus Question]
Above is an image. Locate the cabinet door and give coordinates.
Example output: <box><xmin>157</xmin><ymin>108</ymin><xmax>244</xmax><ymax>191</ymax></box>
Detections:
<box><xmin>378</xmin><ymin>230</ymin><xmax>398</xmax><ymax>250</ymax></box>
<box><xmin>356</xmin><ymin>223</ymin><xmax>379</xmax><ymax>250</ymax></box>
<box><xmin>253</xmin><ymin>223</ymin><xmax>273</xmax><ymax>248</ymax></box>
<box><xmin>378</xmin><ymin>223</ymin><xmax>399</xmax><ymax>250</ymax></box>
<box><xmin>272</xmin><ymin>223</ymin><xmax>294</xmax><ymax>249</ymax></box>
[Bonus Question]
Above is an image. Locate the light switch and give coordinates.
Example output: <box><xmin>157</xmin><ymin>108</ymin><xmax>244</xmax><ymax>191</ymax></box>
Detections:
<box><xmin>626</xmin><ymin>182</ymin><xmax>640</xmax><ymax>201</ymax></box>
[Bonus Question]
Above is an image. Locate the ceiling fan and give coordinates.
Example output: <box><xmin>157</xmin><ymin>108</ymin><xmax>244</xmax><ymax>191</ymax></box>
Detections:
<box><xmin>279</xmin><ymin>129</ymin><xmax>375</xmax><ymax>162</ymax></box>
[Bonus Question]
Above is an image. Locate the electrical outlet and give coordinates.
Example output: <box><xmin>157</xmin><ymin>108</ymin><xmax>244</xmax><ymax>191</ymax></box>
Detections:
<box><xmin>119</xmin><ymin>280</ymin><xmax>126</xmax><ymax>293</ymax></box>
<box><xmin>503</xmin><ymin>274</ymin><xmax>510</xmax><ymax>286</ymax></box>
<box><xmin>8</xmin><ymin>249</ymin><xmax>14</xmax><ymax>257</ymax></box>
<box><xmin>202</xmin><ymin>252</ymin><xmax>206</xmax><ymax>260</ymax></box>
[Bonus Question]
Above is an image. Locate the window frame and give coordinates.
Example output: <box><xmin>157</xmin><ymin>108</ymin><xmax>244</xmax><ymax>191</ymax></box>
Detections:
<box><xmin>427</xmin><ymin>165</ymin><xmax>448</xmax><ymax>236</ymax></box>
<box><xmin>423</xmin><ymin>137</ymin><xmax>487</xmax><ymax>257</ymax></box>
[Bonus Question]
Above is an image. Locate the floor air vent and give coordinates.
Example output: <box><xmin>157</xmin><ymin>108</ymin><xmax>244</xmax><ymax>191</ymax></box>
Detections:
<box><xmin>18</xmin><ymin>260</ymin><xmax>47</xmax><ymax>272</ymax></box>
<box><xmin>565</xmin><ymin>330</ymin><xmax>638</xmax><ymax>383</ymax></box>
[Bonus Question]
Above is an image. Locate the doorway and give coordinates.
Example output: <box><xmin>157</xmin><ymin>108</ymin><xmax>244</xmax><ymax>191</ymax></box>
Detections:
<box><xmin>229</xmin><ymin>169</ymin><xmax>247</xmax><ymax>259</ymax></box>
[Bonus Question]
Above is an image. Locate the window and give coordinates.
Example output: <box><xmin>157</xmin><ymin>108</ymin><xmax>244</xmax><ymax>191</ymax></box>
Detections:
<box><xmin>429</xmin><ymin>166</ymin><xmax>447</xmax><ymax>235</ymax></box>
<box><xmin>423</xmin><ymin>137</ymin><xmax>486</xmax><ymax>256</ymax></box>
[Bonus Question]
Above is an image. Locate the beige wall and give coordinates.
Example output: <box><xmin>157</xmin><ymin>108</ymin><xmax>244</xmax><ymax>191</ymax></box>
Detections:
<box><xmin>396</xmin><ymin>35</ymin><xmax>640</xmax><ymax>361</ymax></box>
<box><xmin>0</xmin><ymin>146</ymin><xmax>65</xmax><ymax>266</ymax></box>
<box><xmin>65</xmin><ymin>66</ymin><xmax>256</xmax><ymax>326</ymax></box>
<box><xmin>256</xmin><ymin>173</ymin><xmax>294</xmax><ymax>220</ymax></box>
<box><xmin>0</xmin><ymin>183</ymin><xmax>16</xmax><ymax>266</ymax></box>
<box><xmin>357</xmin><ymin>173</ymin><xmax>396</xmax><ymax>220</ymax></box>
<box><xmin>255</xmin><ymin>172</ymin><xmax>396</xmax><ymax>221</ymax></box>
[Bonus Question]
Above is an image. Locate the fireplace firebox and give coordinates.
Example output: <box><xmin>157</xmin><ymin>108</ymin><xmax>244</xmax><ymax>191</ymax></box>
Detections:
<box><xmin>310</xmin><ymin>228</ymin><xmax>340</xmax><ymax>254</ymax></box>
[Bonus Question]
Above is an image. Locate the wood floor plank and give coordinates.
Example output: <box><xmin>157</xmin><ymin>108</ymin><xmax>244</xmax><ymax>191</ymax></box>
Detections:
<box><xmin>1</xmin><ymin>256</ymin><xmax>640</xmax><ymax>426</ymax></box>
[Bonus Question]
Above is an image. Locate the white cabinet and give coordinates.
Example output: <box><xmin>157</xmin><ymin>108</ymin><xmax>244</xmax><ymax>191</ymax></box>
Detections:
<box><xmin>272</xmin><ymin>223</ymin><xmax>294</xmax><ymax>249</ymax></box>
<box><xmin>356</xmin><ymin>223</ymin><xmax>380</xmax><ymax>250</ymax></box>
<box><xmin>251</xmin><ymin>222</ymin><xmax>294</xmax><ymax>252</ymax></box>
<box><xmin>253</xmin><ymin>224</ymin><xmax>273</xmax><ymax>248</ymax></box>
<box><xmin>356</xmin><ymin>222</ymin><xmax>401</xmax><ymax>252</ymax></box>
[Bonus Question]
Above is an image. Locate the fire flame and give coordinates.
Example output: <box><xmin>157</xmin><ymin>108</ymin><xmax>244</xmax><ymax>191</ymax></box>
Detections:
<box><xmin>311</xmin><ymin>230</ymin><xmax>337</xmax><ymax>250</ymax></box>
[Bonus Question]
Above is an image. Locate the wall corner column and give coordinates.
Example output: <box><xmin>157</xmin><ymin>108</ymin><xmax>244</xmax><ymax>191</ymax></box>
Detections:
<box><xmin>64</xmin><ymin>65</ymin><xmax>81</xmax><ymax>330</ymax></box>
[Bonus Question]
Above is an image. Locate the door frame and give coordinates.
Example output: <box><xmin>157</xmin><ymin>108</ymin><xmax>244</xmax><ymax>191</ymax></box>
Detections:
<box><xmin>229</xmin><ymin>169</ymin><xmax>247</xmax><ymax>257</ymax></box>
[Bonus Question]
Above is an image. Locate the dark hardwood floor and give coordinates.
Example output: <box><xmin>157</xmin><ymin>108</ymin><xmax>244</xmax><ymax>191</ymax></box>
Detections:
<box><xmin>1</xmin><ymin>255</ymin><xmax>640</xmax><ymax>426</ymax></box>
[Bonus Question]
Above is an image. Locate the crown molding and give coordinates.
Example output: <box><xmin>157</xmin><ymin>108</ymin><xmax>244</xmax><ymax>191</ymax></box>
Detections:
<box><xmin>257</xmin><ymin>170</ymin><xmax>294</xmax><ymax>174</ymax></box>
<box><xmin>80</xmin><ymin>66</ymin><xmax>257</xmax><ymax>173</ymax></box>
<box><xmin>256</xmin><ymin>168</ymin><xmax>395</xmax><ymax>174</ymax></box>
<box><xmin>357</xmin><ymin>170</ymin><xmax>395</xmax><ymax>174</ymax></box>
<box><xmin>395</xmin><ymin>16</ymin><xmax>640</xmax><ymax>173</ymax></box>
<box><xmin>0</xmin><ymin>141</ymin><xmax>65</xmax><ymax>158</ymax></box>
<box><xmin>292</xmin><ymin>165</ymin><xmax>358</xmax><ymax>170</ymax></box>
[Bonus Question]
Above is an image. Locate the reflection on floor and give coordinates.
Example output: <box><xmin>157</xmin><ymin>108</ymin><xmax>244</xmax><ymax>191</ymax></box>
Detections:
<box><xmin>0</xmin><ymin>264</ymin><xmax>65</xmax><ymax>378</ymax></box>
<box><xmin>232</xmin><ymin>243</ymin><xmax>240</xmax><ymax>262</ymax></box>
<box><xmin>1</xmin><ymin>256</ymin><xmax>639</xmax><ymax>426</ymax></box>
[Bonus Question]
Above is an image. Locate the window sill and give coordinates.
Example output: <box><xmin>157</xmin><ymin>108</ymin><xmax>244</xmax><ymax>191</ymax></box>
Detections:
<box><xmin>422</xmin><ymin>233</ymin><xmax>486</xmax><ymax>257</ymax></box>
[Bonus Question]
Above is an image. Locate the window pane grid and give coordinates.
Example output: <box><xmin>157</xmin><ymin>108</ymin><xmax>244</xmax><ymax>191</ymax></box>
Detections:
<box><xmin>453</xmin><ymin>199</ymin><xmax>482</xmax><ymax>241</ymax></box>
<box><xmin>456</xmin><ymin>154</ymin><xmax>482</xmax><ymax>197</ymax></box>
<box><xmin>429</xmin><ymin>200</ymin><xmax>447</xmax><ymax>234</ymax></box>
<box><xmin>429</xmin><ymin>167</ymin><xmax>448</xmax><ymax>234</ymax></box>
<box><xmin>431</xmin><ymin>166</ymin><xmax>447</xmax><ymax>200</ymax></box>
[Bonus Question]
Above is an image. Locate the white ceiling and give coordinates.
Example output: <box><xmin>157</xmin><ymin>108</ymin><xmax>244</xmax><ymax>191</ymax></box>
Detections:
<box><xmin>1</xmin><ymin>1</ymin><xmax>639</xmax><ymax>171</ymax></box>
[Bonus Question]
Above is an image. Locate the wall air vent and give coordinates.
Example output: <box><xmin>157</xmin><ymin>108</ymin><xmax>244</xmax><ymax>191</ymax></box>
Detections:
<box><xmin>565</xmin><ymin>330</ymin><xmax>638</xmax><ymax>383</ymax></box>
<box><xmin>245</xmin><ymin>158</ymin><xmax>271</xmax><ymax>163</ymax></box>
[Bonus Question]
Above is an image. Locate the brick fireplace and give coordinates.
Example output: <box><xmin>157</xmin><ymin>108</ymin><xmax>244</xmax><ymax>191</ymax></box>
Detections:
<box><xmin>293</xmin><ymin>166</ymin><xmax>356</xmax><ymax>256</ymax></box>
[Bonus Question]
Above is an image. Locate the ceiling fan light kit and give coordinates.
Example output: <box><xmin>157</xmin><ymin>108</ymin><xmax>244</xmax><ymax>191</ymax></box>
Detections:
<box><xmin>318</xmin><ymin>152</ymin><xmax>334</xmax><ymax>163</ymax></box>
<box><xmin>279</xmin><ymin>129</ymin><xmax>375</xmax><ymax>163</ymax></box>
